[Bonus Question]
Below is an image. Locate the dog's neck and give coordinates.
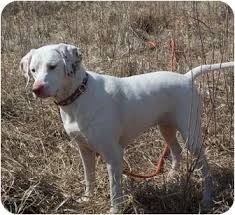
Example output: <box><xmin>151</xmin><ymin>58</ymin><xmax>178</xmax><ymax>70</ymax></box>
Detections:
<box><xmin>54</xmin><ymin>65</ymin><xmax>87</xmax><ymax>105</ymax></box>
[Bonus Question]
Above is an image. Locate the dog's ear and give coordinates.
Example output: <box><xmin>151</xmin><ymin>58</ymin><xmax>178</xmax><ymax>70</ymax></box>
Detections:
<box><xmin>19</xmin><ymin>49</ymin><xmax>35</xmax><ymax>87</ymax></box>
<box><xmin>57</xmin><ymin>43</ymin><xmax>82</xmax><ymax>76</ymax></box>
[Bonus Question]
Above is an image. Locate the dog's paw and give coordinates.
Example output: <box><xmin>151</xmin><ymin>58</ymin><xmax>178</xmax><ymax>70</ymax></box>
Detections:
<box><xmin>77</xmin><ymin>195</ymin><xmax>91</xmax><ymax>203</ymax></box>
<box><xmin>201</xmin><ymin>196</ymin><xmax>213</xmax><ymax>210</ymax></box>
<box><xmin>201</xmin><ymin>176</ymin><xmax>213</xmax><ymax>210</ymax></box>
<box><xmin>109</xmin><ymin>206</ymin><xmax>122</xmax><ymax>214</ymax></box>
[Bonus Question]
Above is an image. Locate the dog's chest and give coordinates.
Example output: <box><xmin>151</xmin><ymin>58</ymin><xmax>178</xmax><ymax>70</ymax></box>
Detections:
<box><xmin>60</xmin><ymin>108</ymin><xmax>84</xmax><ymax>139</ymax></box>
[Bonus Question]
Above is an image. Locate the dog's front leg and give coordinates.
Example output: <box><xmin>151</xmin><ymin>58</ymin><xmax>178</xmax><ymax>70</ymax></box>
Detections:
<box><xmin>78</xmin><ymin>145</ymin><xmax>96</xmax><ymax>202</ymax></box>
<box><xmin>105</xmin><ymin>145</ymin><xmax>123</xmax><ymax>213</ymax></box>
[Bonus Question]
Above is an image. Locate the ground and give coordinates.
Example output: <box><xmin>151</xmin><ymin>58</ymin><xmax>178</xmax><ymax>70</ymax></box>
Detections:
<box><xmin>1</xmin><ymin>1</ymin><xmax>234</xmax><ymax>214</ymax></box>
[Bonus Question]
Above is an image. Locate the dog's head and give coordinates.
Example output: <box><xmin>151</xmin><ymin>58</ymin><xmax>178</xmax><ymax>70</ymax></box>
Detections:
<box><xmin>20</xmin><ymin>43</ymin><xmax>82</xmax><ymax>98</ymax></box>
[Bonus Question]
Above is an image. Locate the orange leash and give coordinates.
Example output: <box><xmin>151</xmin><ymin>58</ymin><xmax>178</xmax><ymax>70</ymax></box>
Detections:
<box><xmin>123</xmin><ymin>38</ymin><xmax>176</xmax><ymax>179</ymax></box>
<box><xmin>123</xmin><ymin>144</ymin><xmax>169</xmax><ymax>178</ymax></box>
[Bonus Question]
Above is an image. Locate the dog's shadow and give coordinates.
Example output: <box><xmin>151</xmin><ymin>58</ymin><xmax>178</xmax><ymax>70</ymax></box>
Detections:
<box><xmin>123</xmin><ymin>166</ymin><xmax>233</xmax><ymax>214</ymax></box>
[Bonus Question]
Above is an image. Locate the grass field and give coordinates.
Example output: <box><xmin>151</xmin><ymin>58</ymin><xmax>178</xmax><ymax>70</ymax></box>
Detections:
<box><xmin>1</xmin><ymin>1</ymin><xmax>234</xmax><ymax>214</ymax></box>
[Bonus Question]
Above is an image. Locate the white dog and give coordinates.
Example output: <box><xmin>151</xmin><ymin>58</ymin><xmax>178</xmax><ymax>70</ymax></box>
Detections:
<box><xmin>20</xmin><ymin>43</ymin><xmax>233</xmax><ymax>213</ymax></box>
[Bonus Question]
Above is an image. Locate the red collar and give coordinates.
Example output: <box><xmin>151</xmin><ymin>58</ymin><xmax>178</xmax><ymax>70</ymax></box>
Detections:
<box><xmin>55</xmin><ymin>73</ymin><xmax>89</xmax><ymax>106</ymax></box>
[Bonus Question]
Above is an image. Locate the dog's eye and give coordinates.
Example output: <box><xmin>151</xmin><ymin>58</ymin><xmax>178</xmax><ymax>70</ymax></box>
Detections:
<box><xmin>31</xmin><ymin>68</ymin><xmax>35</xmax><ymax>73</ymax></box>
<box><xmin>48</xmin><ymin>64</ymin><xmax>57</xmax><ymax>70</ymax></box>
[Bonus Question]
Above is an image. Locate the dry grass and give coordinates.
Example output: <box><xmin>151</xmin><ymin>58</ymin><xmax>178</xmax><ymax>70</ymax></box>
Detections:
<box><xmin>1</xmin><ymin>1</ymin><xmax>234</xmax><ymax>214</ymax></box>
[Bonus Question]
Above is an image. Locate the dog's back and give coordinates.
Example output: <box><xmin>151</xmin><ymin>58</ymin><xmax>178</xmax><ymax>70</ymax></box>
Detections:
<box><xmin>114</xmin><ymin>71</ymin><xmax>195</xmax><ymax>142</ymax></box>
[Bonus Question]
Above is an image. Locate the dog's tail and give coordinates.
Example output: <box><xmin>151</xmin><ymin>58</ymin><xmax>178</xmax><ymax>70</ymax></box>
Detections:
<box><xmin>185</xmin><ymin>62</ymin><xmax>234</xmax><ymax>80</ymax></box>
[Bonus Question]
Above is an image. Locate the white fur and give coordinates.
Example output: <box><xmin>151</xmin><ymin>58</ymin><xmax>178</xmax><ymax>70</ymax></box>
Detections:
<box><xmin>20</xmin><ymin>43</ymin><xmax>234</xmax><ymax>213</ymax></box>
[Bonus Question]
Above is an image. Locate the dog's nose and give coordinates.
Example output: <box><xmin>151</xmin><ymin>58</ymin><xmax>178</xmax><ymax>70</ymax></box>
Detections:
<box><xmin>32</xmin><ymin>83</ymin><xmax>45</xmax><ymax>97</ymax></box>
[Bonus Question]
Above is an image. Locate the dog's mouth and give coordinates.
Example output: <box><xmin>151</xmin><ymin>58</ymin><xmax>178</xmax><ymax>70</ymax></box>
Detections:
<box><xmin>32</xmin><ymin>83</ymin><xmax>55</xmax><ymax>99</ymax></box>
<box><xmin>32</xmin><ymin>87</ymin><xmax>52</xmax><ymax>98</ymax></box>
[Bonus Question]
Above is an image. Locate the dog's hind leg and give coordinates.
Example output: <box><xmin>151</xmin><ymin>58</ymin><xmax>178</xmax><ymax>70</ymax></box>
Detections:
<box><xmin>177</xmin><ymin>107</ymin><xmax>213</xmax><ymax>208</ymax></box>
<box><xmin>159</xmin><ymin>123</ymin><xmax>182</xmax><ymax>171</ymax></box>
